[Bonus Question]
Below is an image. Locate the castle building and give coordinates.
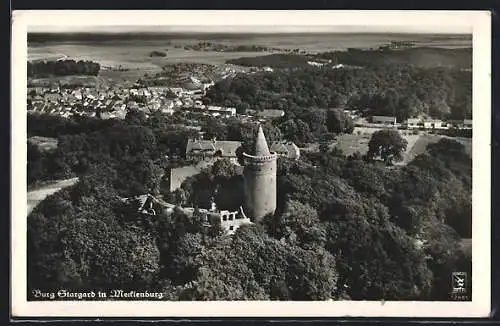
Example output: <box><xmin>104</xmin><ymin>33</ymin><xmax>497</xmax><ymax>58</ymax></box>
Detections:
<box><xmin>129</xmin><ymin>125</ymin><xmax>278</xmax><ymax>235</ymax></box>
<box><xmin>122</xmin><ymin>193</ymin><xmax>252</xmax><ymax>235</ymax></box>
<box><xmin>242</xmin><ymin>125</ymin><xmax>278</xmax><ymax>222</ymax></box>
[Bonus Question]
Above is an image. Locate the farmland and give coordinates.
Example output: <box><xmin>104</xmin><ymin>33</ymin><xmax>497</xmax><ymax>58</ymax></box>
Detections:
<box><xmin>335</xmin><ymin>128</ymin><xmax>472</xmax><ymax>164</ymax></box>
<box><xmin>28</xmin><ymin>32</ymin><xmax>472</xmax><ymax>70</ymax></box>
<box><xmin>27</xmin><ymin>32</ymin><xmax>472</xmax><ymax>87</ymax></box>
<box><xmin>28</xmin><ymin>42</ymin><xmax>282</xmax><ymax>68</ymax></box>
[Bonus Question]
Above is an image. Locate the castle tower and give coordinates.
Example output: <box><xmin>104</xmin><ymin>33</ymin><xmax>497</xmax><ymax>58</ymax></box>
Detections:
<box><xmin>243</xmin><ymin>125</ymin><xmax>278</xmax><ymax>222</ymax></box>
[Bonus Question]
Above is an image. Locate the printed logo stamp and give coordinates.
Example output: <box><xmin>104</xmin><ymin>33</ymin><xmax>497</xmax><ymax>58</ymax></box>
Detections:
<box><xmin>451</xmin><ymin>271</ymin><xmax>469</xmax><ymax>300</ymax></box>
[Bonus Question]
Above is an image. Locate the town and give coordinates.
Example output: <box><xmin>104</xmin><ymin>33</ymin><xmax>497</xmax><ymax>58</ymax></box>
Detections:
<box><xmin>27</xmin><ymin>82</ymin><xmax>472</xmax><ymax>130</ymax></box>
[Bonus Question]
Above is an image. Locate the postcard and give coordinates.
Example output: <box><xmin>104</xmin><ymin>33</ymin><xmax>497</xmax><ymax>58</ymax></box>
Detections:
<box><xmin>11</xmin><ymin>10</ymin><xmax>491</xmax><ymax>318</ymax></box>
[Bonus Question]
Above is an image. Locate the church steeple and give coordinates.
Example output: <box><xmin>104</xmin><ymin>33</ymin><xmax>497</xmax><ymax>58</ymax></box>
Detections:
<box><xmin>253</xmin><ymin>125</ymin><xmax>271</xmax><ymax>156</ymax></box>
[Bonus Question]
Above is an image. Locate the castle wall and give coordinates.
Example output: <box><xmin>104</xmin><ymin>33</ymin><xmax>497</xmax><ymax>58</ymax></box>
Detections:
<box><xmin>243</xmin><ymin>155</ymin><xmax>277</xmax><ymax>222</ymax></box>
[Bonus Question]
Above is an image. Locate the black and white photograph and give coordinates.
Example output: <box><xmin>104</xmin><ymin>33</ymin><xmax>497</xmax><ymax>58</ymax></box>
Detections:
<box><xmin>11</xmin><ymin>10</ymin><xmax>491</xmax><ymax>318</ymax></box>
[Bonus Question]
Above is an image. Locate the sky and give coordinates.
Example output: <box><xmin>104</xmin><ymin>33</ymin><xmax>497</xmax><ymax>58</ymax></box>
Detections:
<box><xmin>29</xmin><ymin>25</ymin><xmax>472</xmax><ymax>35</ymax></box>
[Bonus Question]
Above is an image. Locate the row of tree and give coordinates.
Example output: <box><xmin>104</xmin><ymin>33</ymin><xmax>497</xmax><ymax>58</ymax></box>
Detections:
<box><xmin>226</xmin><ymin>54</ymin><xmax>310</xmax><ymax>68</ymax></box>
<box><xmin>27</xmin><ymin>111</ymin><xmax>198</xmax><ymax>193</ymax></box>
<box><xmin>27</xmin><ymin>59</ymin><xmax>101</xmax><ymax>78</ymax></box>
<box><xmin>225</xmin><ymin>47</ymin><xmax>471</xmax><ymax>70</ymax></box>
<box><xmin>310</xmin><ymin>47</ymin><xmax>472</xmax><ymax>69</ymax></box>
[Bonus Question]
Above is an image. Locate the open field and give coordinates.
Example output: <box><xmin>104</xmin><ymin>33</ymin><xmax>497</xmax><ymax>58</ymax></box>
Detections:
<box><xmin>27</xmin><ymin>33</ymin><xmax>472</xmax><ymax>86</ymax></box>
<box><xmin>28</xmin><ymin>43</ymin><xmax>276</xmax><ymax>85</ymax></box>
<box><xmin>402</xmin><ymin>134</ymin><xmax>472</xmax><ymax>164</ymax></box>
<box><xmin>28</xmin><ymin>136</ymin><xmax>58</xmax><ymax>152</ymax></box>
<box><xmin>28</xmin><ymin>43</ymin><xmax>282</xmax><ymax>69</ymax></box>
<box><xmin>336</xmin><ymin>128</ymin><xmax>472</xmax><ymax>164</ymax></box>
<box><xmin>28</xmin><ymin>75</ymin><xmax>101</xmax><ymax>88</ymax></box>
<box><xmin>27</xmin><ymin>177</ymin><xmax>79</xmax><ymax>215</ymax></box>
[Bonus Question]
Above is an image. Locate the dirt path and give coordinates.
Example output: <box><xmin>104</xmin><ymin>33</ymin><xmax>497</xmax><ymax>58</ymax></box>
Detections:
<box><xmin>27</xmin><ymin>177</ymin><xmax>79</xmax><ymax>215</ymax></box>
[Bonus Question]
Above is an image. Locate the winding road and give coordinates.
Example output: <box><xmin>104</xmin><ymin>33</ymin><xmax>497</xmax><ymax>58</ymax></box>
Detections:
<box><xmin>27</xmin><ymin>177</ymin><xmax>79</xmax><ymax>215</ymax></box>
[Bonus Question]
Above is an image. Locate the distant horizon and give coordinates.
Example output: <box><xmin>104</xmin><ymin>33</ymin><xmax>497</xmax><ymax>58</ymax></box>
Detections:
<box><xmin>28</xmin><ymin>25</ymin><xmax>473</xmax><ymax>35</ymax></box>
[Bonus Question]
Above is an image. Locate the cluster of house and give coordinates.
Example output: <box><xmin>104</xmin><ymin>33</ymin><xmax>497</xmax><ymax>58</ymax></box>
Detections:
<box><xmin>26</xmin><ymin>82</ymin><xmax>239</xmax><ymax>120</ymax></box>
<box><xmin>404</xmin><ymin>118</ymin><xmax>473</xmax><ymax>130</ymax></box>
<box><xmin>369</xmin><ymin>115</ymin><xmax>473</xmax><ymax>130</ymax></box>
<box><xmin>152</xmin><ymin>63</ymin><xmax>252</xmax><ymax>91</ymax></box>
<box><xmin>26</xmin><ymin>79</ymin><xmax>287</xmax><ymax>123</ymax></box>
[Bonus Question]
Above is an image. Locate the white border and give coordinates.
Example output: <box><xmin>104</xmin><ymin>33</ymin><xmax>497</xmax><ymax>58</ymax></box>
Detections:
<box><xmin>11</xmin><ymin>10</ymin><xmax>491</xmax><ymax>318</ymax></box>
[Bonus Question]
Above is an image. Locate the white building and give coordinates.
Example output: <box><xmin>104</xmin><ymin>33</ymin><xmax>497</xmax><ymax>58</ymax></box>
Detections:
<box><xmin>206</xmin><ymin>106</ymin><xmax>236</xmax><ymax>117</ymax></box>
<box><xmin>161</xmin><ymin>106</ymin><xmax>175</xmax><ymax>115</ymax></box>
<box><xmin>422</xmin><ymin>119</ymin><xmax>447</xmax><ymax>129</ymax></box>
<box><xmin>406</xmin><ymin>118</ymin><xmax>421</xmax><ymax>129</ymax></box>
<box><xmin>372</xmin><ymin>116</ymin><xmax>397</xmax><ymax>125</ymax></box>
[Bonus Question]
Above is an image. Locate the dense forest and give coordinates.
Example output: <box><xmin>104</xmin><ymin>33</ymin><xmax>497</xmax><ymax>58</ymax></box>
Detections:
<box><xmin>311</xmin><ymin>47</ymin><xmax>472</xmax><ymax>69</ymax></box>
<box><xmin>227</xmin><ymin>47</ymin><xmax>471</xmax><ymax>70</ymax></box>
<box><xmin>28</xmin><ymin>111</ymin><xmax>471</xmax><ymax>301</ymax></box>
<box><xmin>226</xmin><ymin>54</ymin><xmax>310</xmax><ymax>68</ymax></box>
<box><xmin>149</xmin><ymin>51</ymin><xmax>167</xmax><ymax>57</ymax></box>
<box><xmin>27</xmin><ymin>112</ymin><xmax>198</xmax><ymax>189</ymax></box>
<box><xmin>27</xmin><ymin>60</ymin><xmax>101</xmax><ymax>78</ymax></box>
<box><xmin>204</xmin><ymin>64</ymin><xmax>472</xmax><ymax>121</ymax></box>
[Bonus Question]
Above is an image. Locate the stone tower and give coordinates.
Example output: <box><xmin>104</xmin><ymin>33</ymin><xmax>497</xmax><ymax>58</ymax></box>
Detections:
<box><xmin>243</xmin><ymin>125</ymin><xmax>277</xmax><ymax>222</ymax></box>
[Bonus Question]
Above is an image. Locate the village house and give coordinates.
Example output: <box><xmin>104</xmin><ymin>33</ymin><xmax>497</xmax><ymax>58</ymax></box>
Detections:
<box><xmin>307</xmin><ymin>61</ymin><xmax>325</xmax><ymax>67</ymax></box>
<box><xmin>169</xmin><ymin>87</ymin><xmax>184</xmax><ymax>96</ymax></box>
<box><xmin>405</xmin><ymin>118</ymin><xmax>421</xmax><ymax>129</ymax></box>
<box><xmin>371</xmin><ymin>115</ymin><xmax>397</xmax><ymax>125</ymax></box>
<box><xmin>206</xmin><ymin>106</ymin><xmax>237</xmax><ymax>117</ymax></box>
<box><xmin>252</xmin><ymin>109</ymin><xmax>285</xmax><ymax>120</ymax></box>
<box><xmin>148</xmin><ymin>86</ymin><xmax>171</xmax><ymax>93</ymax></box>
<box><xmin>160</xmin><ymin>106</ymin><xmax>175</xmax><ymax>115</ymax></box>
<box><xmin>422</xmin><ymin>119</ymin><xmax>448</xmax><ymax>129</ymax></box>
<box><xmin>202</xmin><ymin>81</ymin><xmax>215</xmax><ymax>91</ymax></box>
<box><xmin>185</xmin><ymin>138</ymin><xmax>241</xmax><ymax>164</ymax></box>
<box><xmin>32</xmin><ymin>95</ymin><xmax>44</xmax><ymax>103</ymax></box>
<box><xmin>269</xmin><ymin>141</ymin><xmax>301</xmax><ymax>160</ymax></box>
<box><xmin>185</xmin><ymin>138</ymin><xmax>301</xmax><ymax>163</ymax></box>
<box><xmin>44</xmin><ymin>93</ymin><xmax>61</xmax><ymax>104</ymax></box>
<box><xmin>404</xmin><ymin>118</ymin><xmax>451</xmax><ymax>130</ymax></box>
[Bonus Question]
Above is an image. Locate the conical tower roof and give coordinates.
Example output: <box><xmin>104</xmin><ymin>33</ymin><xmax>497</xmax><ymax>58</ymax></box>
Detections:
<box><xmin>253</xmin><ymin>125</ymin><xmax>271</xmax><ymax>156</ymax></box>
